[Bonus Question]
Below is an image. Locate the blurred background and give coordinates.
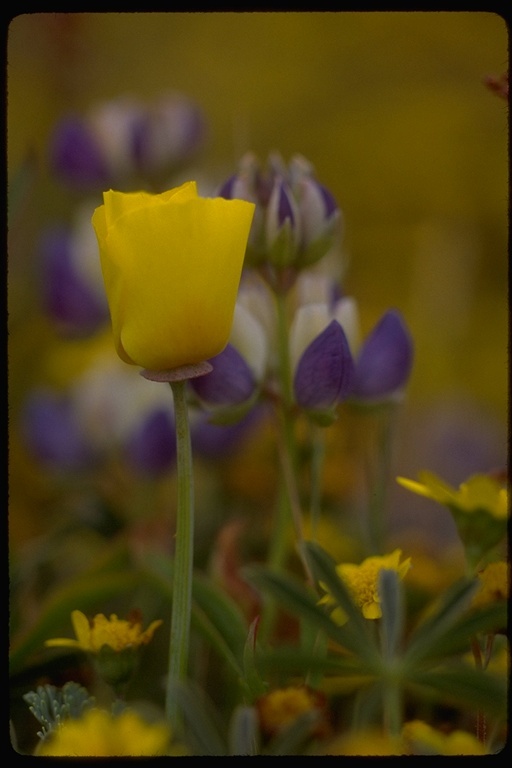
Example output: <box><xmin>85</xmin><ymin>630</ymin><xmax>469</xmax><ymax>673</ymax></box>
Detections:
<box><xmin>8</xmin><ymin>12</ymin><xmax>508</xmax><ymax>552</ymax></box>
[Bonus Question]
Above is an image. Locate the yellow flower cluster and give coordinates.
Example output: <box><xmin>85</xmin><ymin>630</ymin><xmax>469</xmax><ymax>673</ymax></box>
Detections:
<box><xmin>256</xmin><ymin>685</ymin><xmax>329</xmax><ymax>739</ymax></box>
<box><xmin>45</xmin><ymin>610</ymin><xmax>162</xmax><ymax>653</ymax></box>
<box><xmin>36</xmin><ymin>708</ymin><xmax>172</xmax><ymax>757</ymax></box>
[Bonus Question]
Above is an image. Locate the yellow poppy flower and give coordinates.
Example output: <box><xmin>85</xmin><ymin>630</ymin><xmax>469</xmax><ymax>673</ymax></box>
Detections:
<box><xmin>36</xmin><ymin>708</ymin><xmax>172</xmax><ymax>756</ymax></box>
<box><xmin>92</xmin><ymin>182</ymin><xmax>255</xmax><ymax>371</ymax></box>
<box><xmin>45</xmin><ymin>610</ymin><xmax>162</xmax><ymax>653</ymax></box>
<box><xmin>319</xmin><ymin>549</ymin><xmax>411</xmax><ymax>623</ymax></box>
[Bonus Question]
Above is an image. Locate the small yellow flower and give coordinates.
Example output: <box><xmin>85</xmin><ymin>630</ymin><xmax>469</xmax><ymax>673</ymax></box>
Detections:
<box><xmin>397</xmin><ymin>472</ymin><xmax>508</xmax><ymax>570</ymax></box>
<box><xmin>471</xmin><ymin>560</ymin><xmax>509</xmax><ymax>609</ymax></box>
<box><xmin>45</xmin><ymin>609</ymin><xmax>162</xmax><ymax>653</ymax></box>
<box><xmin>401</xmin><ymin>719</ymin><xmax>487</xmax><ymax>755</ymax></box>
<box><xmin>35</xmin><ymin>708</ymin><xmax>172</xmax><ymax>756</ymax></box>
<box><xmin>319</xmin><ymin>549</ymin><xmax>411</xmax><ymax>623</ymax></box>
<box><xmin>92</xmin><ymin>182</ymin><xmax>255</xmax><ymax>371</ymax></box>
<box><xmin>256</xmin><ymin>685</ymin><xmax>330</xmax><ymax>739</ymax></box>
<box><xmin>397</xmin><ymin>471</ymin><xmax>508</xmax><ymax>519</ymax></box>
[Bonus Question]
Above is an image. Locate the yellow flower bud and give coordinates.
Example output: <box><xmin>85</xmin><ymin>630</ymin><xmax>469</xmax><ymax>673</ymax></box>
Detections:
<box><xmin>92</xmin><ymin>182</ymin><xmax>255</xmax><ymax>371</ymax></box>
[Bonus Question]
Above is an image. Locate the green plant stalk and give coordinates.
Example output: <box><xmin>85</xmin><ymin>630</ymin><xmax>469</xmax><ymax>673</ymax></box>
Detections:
<box><xmin>273</xmin><ymin>288</ymin><xmax>311</xmax><ymax>582</ymax></box>
<box><xmin>362</xmin><ymin>404</ymin><xmax>397</xmax><ymax>556</ymax></box>
<box><xmin>309</xmin><ymin>423</ymin><xmax>326</xmax><ymax>541</ymax></box>
<box><xmin>166</xmin><ymin>379</ymin><xmax>194</xmax><ymax>729</ymax></box>
<box><xmin>382</xmin><ymin>678</ymin><xmax>403</xmax><ymax>738</ymax></box>
<box><xmin>259</xmin><ymin>288</ymin><xmax>311</xmax><ymax>640</ymax></box>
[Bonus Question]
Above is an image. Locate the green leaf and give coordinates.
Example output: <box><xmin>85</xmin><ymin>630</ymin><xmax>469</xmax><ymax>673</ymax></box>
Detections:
<box><xmin>403</xmin><ymin>577</ymin><xmax>479</xmax><ymax>667</ymax></box>
<box><xmin>407</xmin><ymin>664</ymin><xmax>507</xmax><ymax>720</ymax></box>
<box><xmin>300</xmin><ymin>541</ymin><xmax>381</xmax><ymax>666</ymax></box>
<box><xmin>191</xmin><ymin>570</ymin><xmax>249</xmax><ymax>667</ymax></box>
<box><xmin>242</xmin><ymin>617</ymin><xmax>268</xmax><ymax>699</ymax></box>
<box><xmin>412</xmin><ymin>601</ymin><xmax>508</xmax><ymax>663</ymax></box>
<box><xmin>245</xmin><ymin>565</ymin><xmax>376</xmax><ymax>666</ymax></box>
<box><xmin>9</xmin><ymin>569</ymin><xmax>145</xmax><ymax>675</ymax></box>
<box><xmin>228</xmin><ymin>706</ymin><xmax>260</xmax><ymax>756</ymax></box>
<box><xmin>258</xmin><ymin>646</ymin><xmax>372</xmax><ymax>680</ymax></box>
<box><xmin>378</xmin><ymin>569</ymin><xmax>404</xmax><ymax>661</ymax></box>
<box><xmin>168</xmin><ymin>680</ymin><xmax>227</xmax><ymax>756</ymax></box>
<box><xmin>141</xmin><ymin>552</ymin><xmax>249</xmax><ymax>680</ymax></box>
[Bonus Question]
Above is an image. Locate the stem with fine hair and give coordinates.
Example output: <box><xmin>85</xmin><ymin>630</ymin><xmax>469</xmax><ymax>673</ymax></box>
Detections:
<box><xmin>166</xmin><ymin>378</ymin><xmax>194</xmax><ymax>729</ymax></box>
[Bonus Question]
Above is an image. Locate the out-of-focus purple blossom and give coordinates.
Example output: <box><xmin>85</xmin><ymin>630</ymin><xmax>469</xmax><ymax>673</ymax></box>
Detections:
<box><xmin>191</xmin><ymin>407</ymin><xmax>262</xmax><ymax>460</ymax></box>
<box><xmin>39</xmin><ymin>222</ymin><xmax>109</xmax><ymax>336</ymax></box>
<box><xmin>350</xmin><ymin>309</ymin><xmax>414</xmax><ymax>402</ymax></box>
<box><xmin>217</xmin><ymin>152</ymin><xmax>342</xmax><ymax>274</ymax></box>
<box><xmin>124</xmin><ymin>408</ymin><xmax>176</xmax><ymax>476</ymax></box>
<box><xmin>190</xmin><ymin>344</ymin><xmax>256</xmax><ymax>407</ymax></box>
<box><xmin>48</xmin><ymin>93</ymin><xmax>207</xmax><ymax>192</ymax></box>
<box><xmin>49</xmin><ymin>116</ymin><xmax>111</xmax><ymax>190</ymax></box>
<box><xmin>21</xmin><ymin>389</ymin><xmax>93</xmax><ymax>471</ymax></box>
<box><xmin>294</xmin><ymin>320</ymin><xmax>354</xmax><ymax>410</ymax></box>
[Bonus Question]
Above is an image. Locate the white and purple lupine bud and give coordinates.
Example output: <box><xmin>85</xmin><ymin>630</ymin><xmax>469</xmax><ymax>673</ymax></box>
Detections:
<box><xmin>290</xmin><ymin>300</ymin><xmax>357</xmax><ymax>415</ymax></box>
<box><xmin>294</xmin><ymin>320</ymin><xmax>354</xmax><ymax>411</ymax></box>
<box><xmin>49</xmin><ymin>93</ymin><xmax>206</xmax><ymax>191</ymax></box>
<box><xmin>217</xmin><ymin>152</ymin><xmax>341</xmax><ymax>273</ymax></box>
<box><xmin>264</xmin><ymin>176</ymin><xmax>301</xmax><ymax>268</ymax></box>
<box><xmin>39</xmin><ymin>201</ymin><xmax>109</xmax><ymax>336</ymax></box>
<box><xmin>189</xmin><ymin>303</ymin><xmax>268</xmax><ymax>410</ymax></box>
<box><xmin>350</xmin><ymin>309</ymin><xmax>414</xmax><ymax>403</ymax></box>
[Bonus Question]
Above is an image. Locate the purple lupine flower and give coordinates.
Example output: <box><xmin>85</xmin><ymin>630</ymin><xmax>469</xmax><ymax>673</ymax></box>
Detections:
<box><xmin>189</xmin><ymin>344</ymin><xmax>256</xmax><ymax>406</ymax></box>
<box><xmin>350</xmin><ymin>310</ymin><xmax>414</xmax><ymax>401</ymax></box>
<box><xmin>294</xmin><ymin>320</ymin><xmax>355</xmax><ymax>410</ymax></box>
<box><xmin>21</xmin><ymin>390</ymin><xmax>93</xmax><ymax>471</ymax></box>
<box><xmin>48</xmin><ymin>94</ymin><xmax>207</xmax><ymax>192</ymax></box>
<box><xmin>39</xmin><ymin>226</ymin><xmax>109</xmax><ymax>336</ymax></box>
<box><xmin>48</xmin><ymin>116</ymin><xmax>110</xmax><ymax>190</ymax></box>
<box><xmin>216</xmin><ymin>152</ymin><xmax>341</xmax><ymax>273</ymax></box>
<box><xmin>124</xmin><ymin>408</ymin><xmax>176</xmax><ymax>476</ymax></box>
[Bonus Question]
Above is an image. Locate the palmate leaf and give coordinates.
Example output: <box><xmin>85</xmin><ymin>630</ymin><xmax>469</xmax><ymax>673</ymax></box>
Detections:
<box><xmin>228</xmin><ymin>706</ymin><xmax>260</xmax><ymax>756</ymax></box>
<box><xmin>258</xmin><ymin>646</ymin><xmax>373</xmax><ymax>682</ymax></box>
<box><xmin>245</xmin><ymin>563</ymin><xmax>378</xmax><ymax>667</ymax></box>
<box><xmin>411</xmin><ymin>601</ymin><xmax>508</xmax><ymax>664</ymax></box>
<box><xmin>168</xmin><ymin>680</ymin><xmax>227</xmax><ymax>756</ymax></box>
<box><xmin>300</xmin><ymin>541</ymin><xmax>381</xmax><ymax>666</ymax></box>
<box><xmin>378</xmin><ymin>568</ymin><xmax>405</xmax><ymax>661</ymax></box>
<box><xmin>403</xmin><ymin>577</ymin><xmax>479</xmax><ymax>667</ymax></box>
<box><xmin>407</xmin><ymin>664</ymin><xmax>508</xmax><ymax>720</ymax></box>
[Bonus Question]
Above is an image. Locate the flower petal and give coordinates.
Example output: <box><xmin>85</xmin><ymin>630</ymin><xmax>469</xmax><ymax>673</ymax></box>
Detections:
<box><xmin>351</xmin><ymin>310</ymin><xmax>413</xmax><ymax>401</ymax></box>
<box><xmin>294</xmin><ymin>320</ymin><xmax>354</xmax><ymax>409</ymax></box>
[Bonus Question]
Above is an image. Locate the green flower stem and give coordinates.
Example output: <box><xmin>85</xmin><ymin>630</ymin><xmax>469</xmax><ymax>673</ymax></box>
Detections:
<box><xmin>166</xmin><ymin>379</ymin><xmax>194</xmax><ymax>728</ymax></box>
<box><xmin>359</xmin><ymin>404</ymin><xmax>397</xmax><ymax>556</ymax></box>
<box><xmin>382</xmin><ymin>679</ymin><xmax>403</xmax><ymax>738</ymax></box>
<box><xmin>309</xmin><ymin>423</ymin><xmax>326</xmax><ymax>541</ymax></box>
<box><xmin>273</xmin><ymin>289</ymin><xmax>311</xmax><ymax>580</ymax></box>
<box><xmin>259</xmin><ymin>288</ymin><xmax>311</xmax><ymax>641</ymax></box>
